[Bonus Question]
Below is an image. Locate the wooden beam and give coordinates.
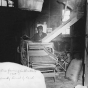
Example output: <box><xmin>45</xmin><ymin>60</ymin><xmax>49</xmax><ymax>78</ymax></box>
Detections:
<box><xmin>84</xmin><ymin>3</ymin><xmax>88</xmax><ymax>86</ymax></box>
<box><xmin>42</xmin><ymin>13</ymin><xmax>83</xmax><ymax>43</ymax></box>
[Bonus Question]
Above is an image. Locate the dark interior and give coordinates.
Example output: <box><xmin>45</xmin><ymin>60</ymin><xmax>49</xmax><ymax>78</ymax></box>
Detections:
<box><xmin>0</xmin><ymin>0</ymin><xmax>87</xmax><ymax>87</ymax></box>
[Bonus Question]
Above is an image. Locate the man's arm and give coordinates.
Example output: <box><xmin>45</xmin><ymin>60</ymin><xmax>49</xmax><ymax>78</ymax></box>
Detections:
<box><xmin>44</xmin><ymin>33</ymin><xmax>47</xmax><ymax>37</ymax></box>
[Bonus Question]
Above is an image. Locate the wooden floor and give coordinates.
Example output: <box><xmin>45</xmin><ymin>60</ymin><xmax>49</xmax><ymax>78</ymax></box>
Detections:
<box><xmin>45</xmin><ymin>72</ymin><xmax>82</xmax><ymax>88</ymax></box>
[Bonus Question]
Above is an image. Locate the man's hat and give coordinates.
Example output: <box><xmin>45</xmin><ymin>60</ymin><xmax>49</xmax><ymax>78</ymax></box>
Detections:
<box><xmin>37</xmin><ymin>26</ymin><xmax>43</xmax><ymax>30</ymax></box>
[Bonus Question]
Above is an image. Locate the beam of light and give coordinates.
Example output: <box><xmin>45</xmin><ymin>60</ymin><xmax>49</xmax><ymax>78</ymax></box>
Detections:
<box><xmin>42</xmin><ymin>13</ymin><xmax>82</xmax><ymax>43</ymax></box>
<box><xmin>62</xmin><ymin>9</ymin><xmax>70</xmax><ymax>22</ymax></box>
<box><xmin>62</xmin><ymin>27</ymin><xmax>70</xmax><ymax>34</ymax></box>
<box><xmin>62</xmin><ymin>9</ymin><xmax>70</xmax><ymax>34</ymax></box>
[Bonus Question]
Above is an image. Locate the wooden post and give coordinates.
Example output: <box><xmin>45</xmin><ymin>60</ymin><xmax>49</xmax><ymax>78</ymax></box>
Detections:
<box><xmin>42</xmin><ymin>13</ymin><xmax>79</xmax><ymax>43</ymax></box>
<box><xmin>84</xmin><ymin>2</ymin><xmax>88</xmax><ymax>86</ymax></box>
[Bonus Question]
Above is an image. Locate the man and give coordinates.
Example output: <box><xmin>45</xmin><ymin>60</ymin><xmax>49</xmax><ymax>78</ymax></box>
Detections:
<box><xmin>31</xmin><ymin>26</ymin><xmax>47</xmax><ymax>42</ymax></box>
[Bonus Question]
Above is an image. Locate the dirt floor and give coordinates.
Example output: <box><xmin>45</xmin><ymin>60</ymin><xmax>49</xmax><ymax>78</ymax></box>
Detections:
<box><xmin>45</xmin><ymin>72</ymin><xmax>82</xmax><ymax>88</ymax></box>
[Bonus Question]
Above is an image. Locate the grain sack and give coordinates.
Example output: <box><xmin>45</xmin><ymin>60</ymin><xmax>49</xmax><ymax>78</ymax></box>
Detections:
<box><xmin>66</xmin><ymin>59</ymin><xmax>82</xmax><ymax>82</ymax></box>
<box><xmin>0</xmin><ymin>62</ymin><xmax>46</xmax><ymax>88</ymax></box>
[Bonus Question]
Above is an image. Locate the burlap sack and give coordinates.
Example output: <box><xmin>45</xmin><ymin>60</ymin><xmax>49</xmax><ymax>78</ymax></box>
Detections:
<box><xmin>66</xmin><ymin>59</ymin><xmax>82</xmax><ymax>82</ymax></box>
